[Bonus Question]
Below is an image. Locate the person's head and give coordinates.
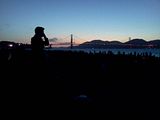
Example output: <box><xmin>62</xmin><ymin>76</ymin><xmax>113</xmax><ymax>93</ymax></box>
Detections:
<box><xmin>34</xmin><ymin>26</ymin><xmax>45</xmax><ymax>37</ymax></box>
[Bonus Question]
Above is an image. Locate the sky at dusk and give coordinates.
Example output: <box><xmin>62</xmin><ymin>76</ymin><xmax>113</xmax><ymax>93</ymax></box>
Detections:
<box><xmin>0</xmin><ymin>0</ymin><xmax>160</xmax><ymax>44</ymax></box>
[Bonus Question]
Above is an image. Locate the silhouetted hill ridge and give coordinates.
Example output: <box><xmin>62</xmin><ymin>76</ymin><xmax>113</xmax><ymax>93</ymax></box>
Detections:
<box><xmin>148</xmin><ymin>40</ymin><xmax>160</xmax><ymax>46</ymax></box>
<box><xmin>124</xmin><ymin>39</ymin><xmax>147</xmax><ymax>45</ymax></box>
<box><xmin>78</xmin><ymin>39</ymin><xmax>160</xmax><ymax>48</ymax></box>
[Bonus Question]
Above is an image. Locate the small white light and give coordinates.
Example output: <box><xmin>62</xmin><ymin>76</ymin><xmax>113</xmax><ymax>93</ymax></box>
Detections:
<box><xmin>9</xmin><ymin>44</ymin><xmax>13</xmax><ymax>47</ymax></box>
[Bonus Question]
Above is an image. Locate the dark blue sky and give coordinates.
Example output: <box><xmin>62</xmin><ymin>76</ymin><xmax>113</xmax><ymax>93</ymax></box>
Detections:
<box><xmin>0</xmin><ymin>0</ymin><xmax>160</xmax><ymax>43</ymax></box>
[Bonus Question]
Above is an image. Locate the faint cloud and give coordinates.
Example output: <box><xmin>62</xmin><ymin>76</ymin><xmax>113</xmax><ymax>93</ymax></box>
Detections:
<box><xmin>49</xmin><ymin>37</ymin><xmax>58</xmax><ymax>42</ymax></box>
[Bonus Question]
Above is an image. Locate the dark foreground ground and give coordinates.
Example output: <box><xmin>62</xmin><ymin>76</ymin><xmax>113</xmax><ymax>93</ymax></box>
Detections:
<box><xmin>1</xmin><ymin>48</ymin><xmax>160</xmax><ymax>118</ymax></box>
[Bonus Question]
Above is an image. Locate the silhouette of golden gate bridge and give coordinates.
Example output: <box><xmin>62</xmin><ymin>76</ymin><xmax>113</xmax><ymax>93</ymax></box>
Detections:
<box><xmin>50</xmin><ymin>34</ymin><xmax>85</xmax><ymax>48</ymax></box>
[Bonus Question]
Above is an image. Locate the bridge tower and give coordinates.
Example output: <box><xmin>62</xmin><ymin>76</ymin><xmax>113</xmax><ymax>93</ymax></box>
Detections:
<box><xmin>71</xmin><ymin>34</ymin><xmax>73</xmax><ymax>49</ymax></box>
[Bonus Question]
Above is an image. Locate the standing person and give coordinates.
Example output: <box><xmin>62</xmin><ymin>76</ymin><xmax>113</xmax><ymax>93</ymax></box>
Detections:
<box><xmin>31</xmin><ymin>26</ymin><xmax>49</xmax><ymax>52</ymax></box>
<box><xmin>31</xmin><ymin>26</ymin><xmax>49</xmax><ymax>63</ymax></box>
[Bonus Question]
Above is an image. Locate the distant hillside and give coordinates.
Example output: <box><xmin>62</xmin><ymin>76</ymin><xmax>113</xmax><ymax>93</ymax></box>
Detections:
<box><xmin>78</xmin><ymin>40</ymin><xmax>108</xmax><ymax>48</ymax></box>
<box><xmin>109</xmin><ymin>41</ymin><xmax>123</xmax><ymax>45</ymax></box>
<box><xmin>0</xmin><ymin>41</ymin><xmax>16</xmax><ymax>49</ymax></box>
<box><xmin>0</xmin><ymin>41</ymin><xmax>30</xmax><ymax>49</ymax></box>
<box><xmin>124</xmin><ymin>39</ymin><xmax>147</xmax><ymax>45</ymax></box>
<box><xmin>148</xmin><ymin>40</ymin><xmax>160</xmax><ymax>46</ymax></box>
<box><xmin>78</xmin><ymin>39</ymin><xmax>160</xmax><ymax>49</ymax></box>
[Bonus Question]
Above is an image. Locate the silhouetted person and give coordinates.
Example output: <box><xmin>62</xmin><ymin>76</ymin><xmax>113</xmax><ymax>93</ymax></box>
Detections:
<box><xmin>31</xmin><ymin>26</ymin><xmax>49</xmax><ymax>63</ymax></box>
<box><xmin>31</xmin><ymin>27</ymin><xmax>49</xmax><ymax>51</ymax></box>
